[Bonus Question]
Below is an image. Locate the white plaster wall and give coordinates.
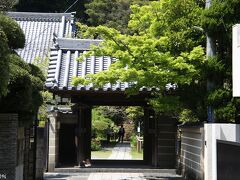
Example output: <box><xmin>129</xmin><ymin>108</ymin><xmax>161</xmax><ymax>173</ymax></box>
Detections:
<box><xmin>204</xmin><ymin>124</ymin><xmax>240</xmax><ymax>180</ymax></box>
<box><xmin>233</xmin><ymin>24</ymin><xmax>240</xmax><ymax>97</ymax></box>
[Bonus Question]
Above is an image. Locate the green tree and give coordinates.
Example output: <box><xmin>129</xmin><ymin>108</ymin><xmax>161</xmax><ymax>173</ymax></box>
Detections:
<box><xmin>85</xmin><ymin>0</ymin><xmax>132</xmax><ymax>33</ymax></box>
<box><xmin>84</xmin><ymin>0</ymin><xmax>151</xmax><ymax>34</ymax></box>
<box><xmin>92</xmin><ymin>107</ymin><xmax>115</xmax><ymax>139</ymax></box>
<box><xmin>0</xmin><ymin>14</ymin><xmax>25</xmax><ymax>98</ymax></box>
<box><xmin>0</xmin><ymin>14</ymin><xmax>45</xmax><ymax>125</ymax></box>
<box><xmin>201</xmin><ymin>0</ymin><xmax>240</xmax><ymax>122</ymax></box>
<box><xmin>0</xmin><ymin>0</ymin><xmax>16</xmax><ymax>11</ymax></box>
<box><xmin>74</xmin><ymin>0</ymin><xmax>206</xmax><ymax>120</ymax></box>
<box><xmin>97</xmin><ymin>106</ymin><xmax>127</xmax><ymax>125</ymax></box>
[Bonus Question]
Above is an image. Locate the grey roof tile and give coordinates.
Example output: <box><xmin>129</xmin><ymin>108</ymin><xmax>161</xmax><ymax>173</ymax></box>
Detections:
<box><xmin>7</xmin><ymin>12</ymin><xmax>76</xmax><ymax>64</ymax></box>
<box><xmin>46</xmin><ymin>38</ymin><xmax>156</xmax><ymax>92</ymax></box>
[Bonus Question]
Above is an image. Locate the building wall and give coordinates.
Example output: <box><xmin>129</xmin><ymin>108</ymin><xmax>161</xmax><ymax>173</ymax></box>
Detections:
<box><xmin>232</xmin><ymin>24</ymin><xmax>240</xmax><ymax>97</ymax></box>
<box><xmin>0</xmin><ymin>114</ymin><xmax>18</xmax><ymax>180</ymax></box>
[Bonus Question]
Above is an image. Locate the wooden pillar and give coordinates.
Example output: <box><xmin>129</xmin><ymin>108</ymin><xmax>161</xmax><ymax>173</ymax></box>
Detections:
<box><xmin>144</xmin><ymin>107</ymin><xmax>156</xmax><ymax>166</ymax></box>
<box><xmin>76</xmin><ymin>107</ymin><xmax>91</xmax><ymax>165</ymax></box>
<box><xmin>47</xmin><ymin>112</ymin><xmax>59</xmax><ymax>171</ymax></box>
<box><xmin>84</xmin><ymin>108</ymin><xmax>92</xmax><ymax>160</ymax></box>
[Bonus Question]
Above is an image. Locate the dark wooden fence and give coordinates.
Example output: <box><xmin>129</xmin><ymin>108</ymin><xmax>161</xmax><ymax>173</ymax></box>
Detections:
<box><xmin>156</xmin><ymin>116</ymin><xmax>177</xmax><ymax>168</ymax></box>
<box><xmin>178</xmin><ymin>126</ymin><xmax>204</xmax><ymax>180</ymax></box>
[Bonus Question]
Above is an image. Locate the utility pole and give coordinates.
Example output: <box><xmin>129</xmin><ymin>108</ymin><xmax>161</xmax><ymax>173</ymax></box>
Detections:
<box><xmin>206</xmin><ymin>0</ymin><xmax>216</xmax><ymax>122</ymax></box>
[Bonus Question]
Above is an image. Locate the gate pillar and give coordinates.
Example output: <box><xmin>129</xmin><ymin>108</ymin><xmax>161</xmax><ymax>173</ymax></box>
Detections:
<box><xmin>47</xmin><ymin>112</ymin><xmax>59</xmax><ymax>171</ymax></box>
<box><xmin>76</xmin><ymin>107</ymin><xmax>91</xmax><ymax>165</ymax></box>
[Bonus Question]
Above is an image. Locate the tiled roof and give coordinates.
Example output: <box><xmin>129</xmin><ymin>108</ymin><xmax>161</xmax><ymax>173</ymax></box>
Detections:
<box><xmin>46</xmin><ymin>38</ymin><xmax>158</xmax><ymax>92</ymax></box>
<box><xmin>7</xmin><ymin>12</ymin><xmax>76</xmax><ymax>63</ymax></box>
<box><xmin>45</xmin><ymin>38</ymin><xmax>156</xmax><ymax>92</ymax></box>
<box><xmin>46</xmin><ymin>38</ymin><xmax>120</xmax><ymax>91</ymax></box>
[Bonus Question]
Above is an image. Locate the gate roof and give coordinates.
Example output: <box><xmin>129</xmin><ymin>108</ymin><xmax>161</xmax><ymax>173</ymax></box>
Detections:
<box><xmin>45</xmin><ymin>38</ymin><xmax>155</xmax><ymax>93</ymax></box>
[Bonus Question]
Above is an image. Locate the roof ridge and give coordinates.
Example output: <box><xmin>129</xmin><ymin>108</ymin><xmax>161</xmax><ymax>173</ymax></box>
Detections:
<box><xmin>7</xmin><ymin>12</ymin><xmax>74</xmax><ymax>21</ymax></box>
<box><xmin>53</xmin><ymin>38</ymin><xmax>103</xmax><ymax>51</ymax></box>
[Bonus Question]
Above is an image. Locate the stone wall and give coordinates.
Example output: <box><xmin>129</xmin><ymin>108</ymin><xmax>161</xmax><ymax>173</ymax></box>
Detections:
<box><xmin>0</xmin><ymin>114</ymin><xmax>18</xmax><ymax>180</ymax></box>
<box><xmin>48</xmin><ymin>112</ymin><xmax>59</xmax><ymax>171</ymax></box>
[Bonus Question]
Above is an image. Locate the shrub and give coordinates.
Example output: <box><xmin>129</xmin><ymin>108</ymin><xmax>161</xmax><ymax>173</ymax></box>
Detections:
<box><xmin>0</xmin><ymin>14</ymin><xmax>25</xmax><ymax>49</ymax></box>
<box><xmin>130</xmin><ymin>135</ymin><xmax>137</xmax><ymax>148</ymax></box>
<box><xmin>91</xmin><ymin>138</ymin><xmax>101</xmax><ymax>151</ymax></box>
<box><xmin>179</xmin><ymin>109</ymin><xmax>199</xmax><ymax>123</ymax></box>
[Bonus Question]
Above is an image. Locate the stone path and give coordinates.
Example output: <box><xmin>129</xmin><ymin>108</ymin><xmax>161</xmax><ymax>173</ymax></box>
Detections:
<box><xmin>108</xmin><ymin>142</ymin><xmax>132</xmax><ymax>160</ymax></box>
<box><xmin>44</xmin><ymin>172</ymin><xmax>182</xmax><ymax>180</ymax></box>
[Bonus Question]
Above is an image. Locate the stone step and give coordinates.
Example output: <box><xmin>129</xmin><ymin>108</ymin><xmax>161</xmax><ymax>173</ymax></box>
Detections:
<box><xmin>44</xmin><ymin>172</ymin><xmax>182</xmax><ymax>180</ymax></box>
<box><xmin>54</xmin><ymin>167</ymin><xmax>177</xmax><ymax>174</ymax></box>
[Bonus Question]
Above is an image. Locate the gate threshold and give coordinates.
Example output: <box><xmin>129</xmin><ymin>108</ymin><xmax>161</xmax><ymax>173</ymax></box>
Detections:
<box><xmin>54</xmin><ymin>167</ymin><xmax>177</xmax><ymax>174</ymax></box>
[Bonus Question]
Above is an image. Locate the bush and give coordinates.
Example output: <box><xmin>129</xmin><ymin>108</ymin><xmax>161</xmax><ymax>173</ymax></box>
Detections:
<box><xmin>0</xmin><ymin>14</ymin><xmax>25</xmax><ymax>49</ymax></box>
<box><xmin>91</xmin><ymin>138</ymin><xmax>101</xmax><ymax>151</ymax></box>
<box><xmin>179</xmin><ymin>109</ymin><xmax>199</xmax><ymax>123</ymax></box>
<box><xmin>130</xmin><ymin>135</ymin><xmax>137</xmax><ymax>148</ymax></box>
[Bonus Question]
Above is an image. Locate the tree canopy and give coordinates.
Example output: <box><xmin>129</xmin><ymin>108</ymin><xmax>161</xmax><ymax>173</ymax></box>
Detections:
<box><xmin>201</xmin><ymin>0</ymin><xmax>240</xmax><ymax>122</ymax></box>
<box><xmin>85</xmin><ymin>0</ymin><xmax>132</xmax><ymax>33</ymax></box>
<box><xmin>0</xmin><ymin>0</ymin><xmax>16</xmax><ymax>11</ymax></box>
<box><xmin>0</xmin><ymin>14</ymin><xmax>25</xmax><ymax>97</ymax></box>
<box><xmin>0</xmin><ymin>14</ymin><xmax>45</xmax><ymax>125</ymax></box>
<box><xmin>74</xmin><ymin>0</ymin><xmax>240</xmax><ymax>123</ymax></box>
<box><xmin>74</xmin><ymin>0</ymin><xmax>207</xmax><ymax>120</ymax></box>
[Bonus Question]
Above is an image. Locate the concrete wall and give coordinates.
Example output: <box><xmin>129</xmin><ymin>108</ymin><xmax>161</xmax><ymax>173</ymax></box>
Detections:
<box><xmin>204</xmin><ymin>123</ymin><xmax>240</xmax><ymax>180</ymax></box>
<box><xmin>179</xmin><ymin>126</ymin><xmax>204</xmax><ymax>180</ymax></box>
<box><xmin>0</xmin><ymin>114</ymin><xmax>18</xmax><ymax>180</ymax></box>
